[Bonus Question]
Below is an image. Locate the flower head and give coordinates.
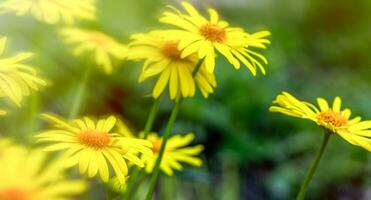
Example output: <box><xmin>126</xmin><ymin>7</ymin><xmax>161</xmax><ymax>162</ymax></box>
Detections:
<box><xmin>36</xmin><ymin>114</ymin><xmax>153</xmax><ymax>184</ymax></box>
<box><xmin>0</xmin><ymin>139</ymin><xmax>86</xmax><ymax>200</ymax></box>
<box><xmin>144</xmin><ymin>133</ymin><xmax>204</xmax><ymax>176</ymax></box>
<box><xmin>60</xmin><ymin>28</ymin><xmax>128</xmax><ymax>74</ymax></box>
<box><xmin>128</xmin><ymin>31</ymin><xmax>217</xmax><ymax>100</ymax></box>
<box><xmin>159</xmin><ymin>1</ymin><xmax>270</xmax><ymax>74</ymax></box>
<box><xmin>0</xmin><ymin>0</ymin><xmax>96</xmax><ymax>24</ymax></box>
<box><xmin>0</xmin><ymin>37</ymin><xmax>46</xmax><ymax>107</ymax></box>
<box><xmin>270</xmin><ymin>92</ymin><xmax>371</xmax><ymax>151</ymax></box>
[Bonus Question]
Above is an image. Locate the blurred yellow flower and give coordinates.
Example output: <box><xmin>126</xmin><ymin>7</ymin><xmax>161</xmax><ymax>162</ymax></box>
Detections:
<box><xmin>128</xmin><ymin>31</ymin><xmax>217</xmax><ymax>100</ymax></box>
<box><xmin>36</xmin><ymin>114</ymin><xmax>153</xmax><ymax>184</ymax></box>
<box><xmin>160</xmin><ymin>1</ymin><xmax>270</xmax><ymax>74</ymax></box>
<box><xmin>144</xmin><ymin>133</ymin><xmax>203</xmax><ymax>176</ymax></box>
<box><xmin>0</xmin><ymin>139</ymin><xmax>86</xmax><ymax>200</ymax></box>
<box><xmin>270</xmin><ymin>92</ymin><xmax>371</xmax><ymax>151</ymax></box>
<box><xmin>0</xmin><ymin>139</ymin><xmax>21</xmax><ymax>155</ymax></box>
<box><xmin>0</xmin><ymin>109</ymin><xmax>6</xmax><ymax>115</ymax></box>
<box><xmin>0</xmin><ymin>37</ymin><xmax>46</xmax><ymax>107</ymax></box>
<box><xmin>60</xmin><ymin>28</ymin><xmax>128</xmax><ymax>74</ymax></box>
<box><xmin>0</xmin><ymin>0</ymin><xmax>95</xmax><ymax>24</ymax></box>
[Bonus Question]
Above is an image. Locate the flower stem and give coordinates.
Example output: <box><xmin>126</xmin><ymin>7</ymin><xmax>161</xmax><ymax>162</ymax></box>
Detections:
<box><xmin>123</xmin><ymin>170</ymin><xmax>147</xmax><ymax>199</ymax></box>
<box><xmin>106</xmin><ymin>186</ymin><xmax>115</xmax><ymax>200</ymax></box>
<box><xmin>143</xmin><ymin>97</ymin><xmax>162</xmax><ymax>138</ymax></box>
<box><xmin>68</xmin><ymin>66</ymin><xmax>91</xmax><ymax>119</ymax></box>
<box><xmin>296</xmin><ymin>130</ymin><xmax>331</xmax><ymax>200</ymax></box>
<box><xmin>28</xmin><ymin>93</ymin><xmax>40</xmax><ymax>135</ymax></box>
<box><xmin>144</xmin><ymin>58</ymin><xmax>204</xmax><ymax>200</ymax></box>
<box><xmin>145</xmin><ymin>97</ymin><xmax>182</xmax><ymax>200</ymax></box>
<box><xmin>121</xmin><ymin>97</ymin><xmax>162</xmax><ymax>199</ymax></box>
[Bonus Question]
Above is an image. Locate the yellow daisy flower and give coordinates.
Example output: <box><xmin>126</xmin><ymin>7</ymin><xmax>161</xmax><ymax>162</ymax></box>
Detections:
<box><xmin>60</xmin><ymin>28</ymin><xmax>128</xmax><ymax>74</ymax></box>
<box><xmin>35</xmin><ymin>114</ymin><xmax>153</xmax><ymax>184</ymax></box>
<box><xmin>0</xmin><ymin>0</ymin><xmax>95</xmax><ymax>24</ymax></box>
<box><xmin>270</xmin><ymin>92</ymin><xmax>371</xmax><ymax>151</ymax></box>
<box><xmin>144</xmin><ymin>132</ymin><xmax>204</xmax><ymax>176</ymax></box>
<box><xmin>0</xmin><ymin>139</ymin><xmax>86</xmax><ymax>200</ymax></box>
<box><xmin>128</xmin><ymin>31</ymin><xmax>217</xmax><ymax>100</ymax></box>
<box><xmin>159</xmin><ymin>1</ymin><xmax>271</xmax><ymax>74</ymax></box>
<box><xmin>0</xmin><ymin>37</ymin><xmax>46</xmax><ymax>107</ymax></box>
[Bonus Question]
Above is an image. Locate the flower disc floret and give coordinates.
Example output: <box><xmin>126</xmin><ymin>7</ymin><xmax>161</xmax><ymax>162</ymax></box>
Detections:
<box><xmin>317</xmin><ymin>109</ymin><xmax>348</xmax><ymax>127</ymax></box>
<box><xmin>78</xmin><ymin>130</ymin><xmax>111</xmax><ymax>149</ymax></box>
<box><xmin>199</xmin><ymin>24</ymin><xmax>226</xmax><ymax>43</ymax></box>
<box><xmin>161</xmin><ymin>41</ymin><xmax>182</xmax><ymax>60</ymax></box>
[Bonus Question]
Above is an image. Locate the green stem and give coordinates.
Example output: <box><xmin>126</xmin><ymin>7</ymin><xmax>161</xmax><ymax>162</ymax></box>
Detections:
<box><xmin>106</xmin><ymin>187</ymin><xmax>115</xmax><ymax>200</ymax></box>
<box><xmin>145</xmin><ymin>97</ymin><xmax>182</xmax><ymax>200</ymax></box>
<box><xmin>144</xmin><ymin>58</ymin><xmax>204</xmax><ymax>200</ymax></box>
<box><xmin>106</xmin><ymin>190</ymin><xmax>110</xmax><ymax>200</ymax></box>
<box><xmin>296</xmin><ymin>130</ymin><xmax>331</xmax><ymax>200</ymax></box>
<box><xmin>121</xmin><ymin>97</ymin><xmax>162</xmax><ymax>199</ymax></box>
<box><xmin>125</xmin><ymin>171</ymin><xmax>147</xmax><ymax>200</ymax></box>
<box><xmin>143</xmin><ymin>97</ymin><xmax>162</xmax><ymax>139</ymax></box>
<box><xmin>28</xmin><ymin>93</ymin><xmax>40</xmax><ymax>139</ymax></box>
<box><xmin>122</xmin><ymin>168</ymin><xmax>141</xmax><ymax>199</ymax></box>
<box><xmin>68</xmin><ymin>66</ymin><xmax>91</xmax><ymax>119</ymax></box>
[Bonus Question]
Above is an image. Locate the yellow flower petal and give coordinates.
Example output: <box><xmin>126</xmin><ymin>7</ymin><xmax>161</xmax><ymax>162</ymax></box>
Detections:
<box><xmin>316</xmin><ymin>98</ymin><xmax>329</xmax><ymax>112</ymax></box>
<box><xmin>332</xmin><ymin>96</ymin><xmax>342</xmax><ymax>112</ymax></box>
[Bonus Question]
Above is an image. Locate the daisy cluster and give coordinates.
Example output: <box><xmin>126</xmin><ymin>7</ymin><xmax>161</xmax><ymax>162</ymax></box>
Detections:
<box><xmin>0</xmin><ymin>1</ymin><xmax>369</xmax><ymax>200</ymax></box>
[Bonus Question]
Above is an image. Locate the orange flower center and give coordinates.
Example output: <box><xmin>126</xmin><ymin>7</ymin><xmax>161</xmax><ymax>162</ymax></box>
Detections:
<box><xmin>89</xmin><ymin>32</ymin><xmax>111</xmax><ymax>46</ymax></box>
<box><xmin>317</xmin><ymin>109</ymin><xmax>347</xmax><ymax>127</ymax></box>
<box><xmin>150</xmin><ymin>139</ymin><xmax>162</xmax><ymax>154</ymax></box>
<box><xmin>78</xmin><ymin>130</ymin><xmax>111</xmax><ymax>149</ymax></box>
<box><xmin>0</xmin><ymin>188</ymin><xmax>30</xmax><ymax>200</ymax></box>
<box><xmin>161</xmin><ymin>41</ymin><xmax>182</xmax><ymax>60</ymax></box>
<box><xmin>199</xmin><ymin>24</ymin><xmax>226</xmax><ymax>43</ymax></box>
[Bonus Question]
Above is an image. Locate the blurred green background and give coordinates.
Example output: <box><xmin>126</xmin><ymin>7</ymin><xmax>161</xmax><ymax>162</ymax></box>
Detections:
<box><xmin>0</xmin><ymin>0</ymin><xmax>370</xmax><ymax>199</ymax></box>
